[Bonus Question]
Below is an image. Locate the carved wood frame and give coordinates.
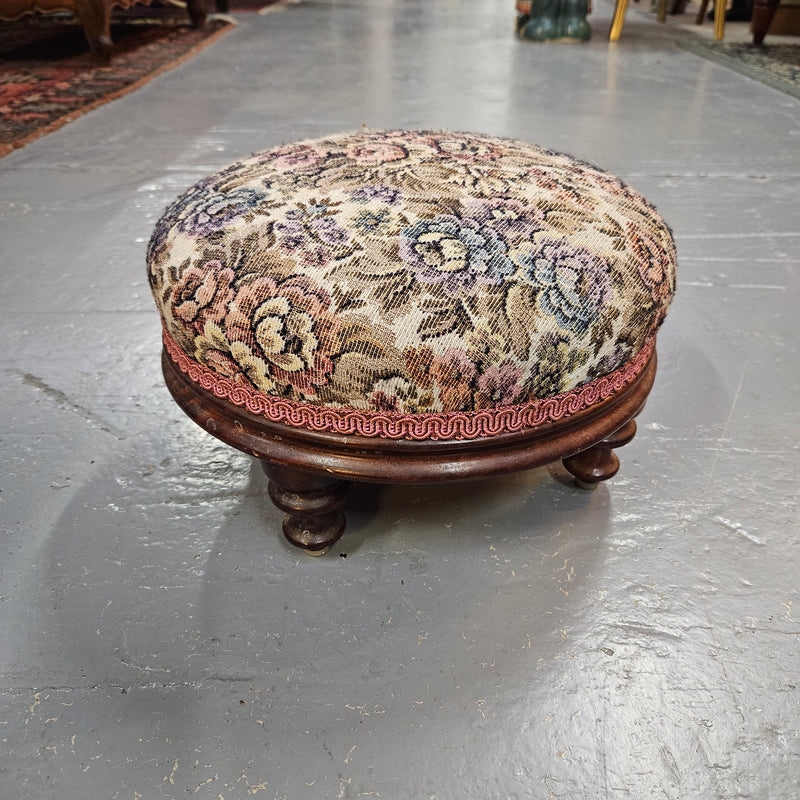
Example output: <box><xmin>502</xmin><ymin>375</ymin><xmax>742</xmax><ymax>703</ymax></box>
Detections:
<box><xmin>161</xmin><ymin>345</ymin><xmax>657</xmax><ymax>552</ymax></box>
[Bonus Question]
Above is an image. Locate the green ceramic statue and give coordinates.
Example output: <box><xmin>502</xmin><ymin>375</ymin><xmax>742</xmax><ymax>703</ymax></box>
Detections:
<box><xmin>518</xmin><ymin>0</ymin><xmax>591</xmax><ymax>42</ymax></box>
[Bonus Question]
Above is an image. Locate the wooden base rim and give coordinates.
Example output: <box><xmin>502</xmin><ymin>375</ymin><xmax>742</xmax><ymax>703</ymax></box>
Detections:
<box><xmin>162</xmin><ymin>347</ymin><xmax>657</xmax><ymax>485</ymax></box>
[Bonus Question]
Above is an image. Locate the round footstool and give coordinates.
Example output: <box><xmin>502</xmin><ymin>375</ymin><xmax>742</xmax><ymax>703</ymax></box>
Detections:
<box><xmin>147</xmin><ymin>130</ymin><xmax>676</xmax><ymax>553</ymax></box>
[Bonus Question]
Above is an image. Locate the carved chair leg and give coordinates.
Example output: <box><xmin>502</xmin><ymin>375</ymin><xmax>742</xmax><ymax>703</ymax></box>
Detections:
<box><xmin>260</xmin><ymin>461</ymin><xmax>350</xmax><ymax>554</ymax></box>
<box><xmin>562</xmin><ymin>419</ymin><xmax>637</xmax><ymax>490</ymax></box>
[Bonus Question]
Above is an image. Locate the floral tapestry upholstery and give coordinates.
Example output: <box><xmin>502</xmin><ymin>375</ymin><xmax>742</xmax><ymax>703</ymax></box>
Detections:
<box><xmin>148</xmin><ymin>130</ymin><xmax>676</xmax><ymax>440</ymax></box>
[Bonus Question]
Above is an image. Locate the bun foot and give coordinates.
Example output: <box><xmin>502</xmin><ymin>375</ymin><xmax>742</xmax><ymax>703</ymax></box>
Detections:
<box><xmin>563</xmin><ymin>419</ymin><xmax>637</xmax><ymax>489</ymax></box>
<box><xmin>261</xmin><ymin>462</ymin><xmax>350</xmax><ymax>553</ymax></box>
<box><xmin>277</xmin><ymin>498</ymin><xmax>345</xmax><ymax>552</ymax></box>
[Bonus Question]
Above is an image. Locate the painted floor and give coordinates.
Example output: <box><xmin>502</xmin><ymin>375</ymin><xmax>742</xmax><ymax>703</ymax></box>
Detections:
<box><xmin>1</xmin><ymin>1</ymin><xmax>798</xmax><ymax>797</ymax></box>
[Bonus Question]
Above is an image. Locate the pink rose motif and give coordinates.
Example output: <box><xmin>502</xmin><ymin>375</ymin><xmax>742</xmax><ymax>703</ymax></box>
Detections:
<box><xmin>525</xmin><ymin>166</ymin><xmax>595</xmax><ymax>209</ymax></box>
<box><xmin>346</xmin><ymin>141</ymin><xmax>409</xmax><ymax>164</ymax></box>
<box><xmin>193</xmin><ymin>319</ymin><xmax>254</xmax><ymax>388</ymax></box>
<box><xmin>272</xmin><ymin>145</ymin><xmax>324</xmax><ymax>171</ymax></box>
<box><xmin>626</xmin><ymin>222</ymin><xmax>676</xmax><ymax>307</ymax></box>
<box><xmin>225</xmin><ymin>275</ymin><xmax>341</xmax><ymax>395</ymax></box>
<box><xmin>369</xmin><ymin>391</ymin><xmax>401</xmax><ymax>412</ymax></box>
<box><xmin>204</xmin><ymin>348</ymin><xmax>248</xmax><ymax>383</ymax></box>
<box><xmin>430</xmin><ymin>348</ymin><xmax>478</xmax><ymax>412</ymax></box>
<box><xmin>475</xmin><ymin>361</ymin><xmax>526</xmax><ymax>409</ymax></box>
<box><xmin>171</xmin><ymin>261</ymin><xmax>235</xmax><ymax>334</ymax></box>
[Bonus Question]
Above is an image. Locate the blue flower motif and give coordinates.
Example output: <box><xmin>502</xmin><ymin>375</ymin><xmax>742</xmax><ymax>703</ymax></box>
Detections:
<box><xmin>177</xmin><ymin>186</ymin><xmax>269</xmax><ymax>236</ymax></box>
<box><xmin>400</xmin><ymin>214</ymin><xmax>515</xmax><ymax>294</ymax></box>
<box><xmin>354</xmin><ymin>208</ymin><xmax>392</xmax><ymax>235</ymax></box>
<box><xmin>517</xmin><ymin>237</ymin><xmax>612</xmax><ymax>334</ymax></box>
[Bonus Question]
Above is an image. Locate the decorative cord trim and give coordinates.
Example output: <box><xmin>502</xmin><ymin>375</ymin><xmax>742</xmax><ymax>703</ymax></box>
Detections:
<box><xmin>164</xmin><ymin>328</ymin><xmax>654</xmax><ymax>441</ymax></box>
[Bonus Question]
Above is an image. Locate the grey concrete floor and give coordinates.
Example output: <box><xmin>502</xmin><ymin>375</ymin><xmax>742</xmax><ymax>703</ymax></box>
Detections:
<box><xmin>1</xmin><ymin>0</ymin><xmax>799</xmax><ymax>797</ymax></box>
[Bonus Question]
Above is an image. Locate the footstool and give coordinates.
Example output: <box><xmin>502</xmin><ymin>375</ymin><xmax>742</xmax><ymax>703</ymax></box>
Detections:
<box><xmin>147</xmin><ymin>130</ymin><xmax>676</xmax><ymax>554</ymax></box>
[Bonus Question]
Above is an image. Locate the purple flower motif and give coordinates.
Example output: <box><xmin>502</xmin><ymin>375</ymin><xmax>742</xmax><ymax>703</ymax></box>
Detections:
<box><xmin>592</xmin><ymin>343</ymin><xmax>634</xmax><ymax>378</ymax></box>
<box><xmin>400</xmin><ymin>214</ymin><xmax>514</xmax><ymax>295</ymax></box>
<box><xmin>518</xmin><ymin>237</ymin><xmax>612</xmax><ymax>334</ymax></box>
<box><xmin>276</xmin><ymin>219</ymin><xmax>306</xmax><ymax>252</ymax></box>
<box><xmin>350</xmin><ymin>185</ymin><xmax>402</xmax><ymax>205</ymax></box>
<box><xmin>310</xmin><ymin>215</ymin><xmax>350</xmax><ymax>246</ymax></box>
<box><xmin>177</xmin><ymin>187</ymin><xmax>269</xmax><ymax>236</ymax></box>
<box><xmin>300</xmin><ymin>247</ymin><xmax>329</xmax><ymax>269</ymax></box>
<box><xmin>465</xmin><ymin>197</ymin><xmax>545</xmax><ymax>242</ymax></box>
<box><xmin>276</xmin><ymin>205</ymin><xmax>351</xmax><ymax>255</ymax></box>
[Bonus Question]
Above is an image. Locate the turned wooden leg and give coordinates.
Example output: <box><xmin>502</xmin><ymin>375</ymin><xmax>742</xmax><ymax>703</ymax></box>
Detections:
<box><xmin>563</xmin><ymin>419</ymin><xmax>637</xmax><ymax>490</ymax></box>
<box><xmin>261</xmin><ymin>462</ymin><xmax>350</xmax><ymax>554</ymax></box>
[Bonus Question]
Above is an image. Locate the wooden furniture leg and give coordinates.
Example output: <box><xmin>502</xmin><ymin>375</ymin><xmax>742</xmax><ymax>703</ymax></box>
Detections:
<box><xmin>752</xmin><ymin>0</ymin><xmax>779</xmax><ymax>44</ymax></box>
<box><xmin>75</xmin><ymin>0</ymin><xmax>112</xmax><ymax>61</ymax></box>
<box><xmin>609</xmin><ymin>0</ymin><xmax>629</xmax><ymax>41</ymax></box>
<box><xmin>696</xmin><ymin>0</ymin><xmax>727</xmax><ymax>38</ymax></box>
<box><xmin>562</xmin><ymin>419</ymin><xmax>637</xmax><ymax>489</ymax></box>
<box><xmin>71</xmin><ymin>0</ymin><xmax>205</xmax><ymax>60</ymax></box>
<box><xmin>261</xmin><ymin>462</ymin><xmax>350</xmax><ymax>554</ymax></box>
<box><xmin>186</xmin><ymin>0</ymin><xmax>207</xmax><ymax>28</ymax></box>
<box><xmin>714</xmin><ymin>0</ymin><xmax>726</xmax><ymax>39</ymax></box>
<box><xmin>162</xmin><ymin>342</ymin><xmax>657</xmax><ymax>553</ymax></box>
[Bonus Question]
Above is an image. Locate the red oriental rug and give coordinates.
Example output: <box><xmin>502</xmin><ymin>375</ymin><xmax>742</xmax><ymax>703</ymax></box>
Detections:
<box><xmin>0</xmin><ymin>16</ymin><xmax>232</xmax><ymax>157</ymax></box>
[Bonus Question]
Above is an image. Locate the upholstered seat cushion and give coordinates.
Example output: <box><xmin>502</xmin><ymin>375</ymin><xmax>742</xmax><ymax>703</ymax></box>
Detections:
<box><xmin>148</xmin><ymin>130</ymin><xmax>676</xmax><ymax>439</ymax></box>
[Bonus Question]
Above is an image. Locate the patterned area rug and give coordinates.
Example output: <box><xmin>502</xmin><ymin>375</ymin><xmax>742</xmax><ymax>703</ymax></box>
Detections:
<box><xmin>0</xmin><ymin>17</ymin><xmax>232</xmax><ymax>157</ymax></box>
<box><xmin>678</xmin><ymin>39</ymin><xmax>800</xmax><ymax>100</ymax></box>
